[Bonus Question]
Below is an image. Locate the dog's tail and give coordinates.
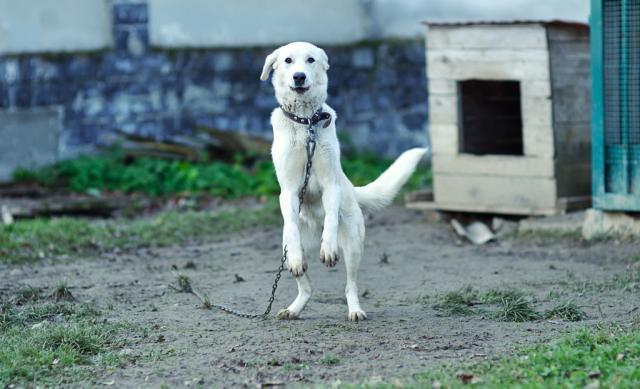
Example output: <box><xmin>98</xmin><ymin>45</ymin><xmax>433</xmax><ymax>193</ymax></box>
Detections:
<box><xmin>354</xmin><ymin>147</ymin><xmax>428</xmax><ymax>211</ymax></box>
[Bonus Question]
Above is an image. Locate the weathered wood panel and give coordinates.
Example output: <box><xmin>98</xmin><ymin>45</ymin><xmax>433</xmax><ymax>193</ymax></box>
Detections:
<box><xmin>428</xmin><ymin>94</ymin><xmax>458</xmax><ymax>125</ymax></box>
<box><xmin>427</xmin><ymin>49</ymin><xmax>550</xmax><ymax>80</ymax></box>
<box><xmin>427</xmin><ymin>24</ymin><xmax>548</xmax><ymax>50</ymax></box>
<box><xmin>547</xmin><ymin>23</ymin><xmax>591</xmax><ymax>199</ymax></box>
<box><xmin>432</xmin><ymin>154</ymin><xmax>554</xmax><ymax>177</ymax></box>
<box><xmin>434</xmin><ymin>174</ymin><xmax>558</xmax><ymax>212</ymax></box>
<box><xmin>428</xmin><ymin>78</ymin><xmax>457</xmax><ymax>94</ymax></box>
<box><xmin>523</xmin><ymin>124</ymin><xmax>555</xmax><ymax>157</ymax></box>
<box><xmin>521</xmin><ymin>79</ymin><xmax>551</xmax><ymax>97</ymax></box>
<box><xmin>429</xmin><ymin>124</ymin><xmax>458</xmax><ymax>154</ymax></box>
<box><xmin>555</xmin><ymin>162</ymin><xmax>592</xmax><ymax>197</ymax></box>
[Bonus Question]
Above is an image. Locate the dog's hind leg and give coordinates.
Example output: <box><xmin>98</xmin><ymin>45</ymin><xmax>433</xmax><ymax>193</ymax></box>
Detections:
<box><xmin>340</xmin><ymin>210</ymin><xmax>367</xmax><ymax>321</ymax></box>
<box><xmin>277</xmin><ymin>222</ymin><xmax>318</xmax><ymax>320</ymax></box>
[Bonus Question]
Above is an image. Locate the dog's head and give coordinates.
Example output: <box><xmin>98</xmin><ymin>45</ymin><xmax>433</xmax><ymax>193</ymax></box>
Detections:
<box><xmin>260</xmin><ymin>42</ymin><xmax>329</xmax><ymax>109</ymax></box>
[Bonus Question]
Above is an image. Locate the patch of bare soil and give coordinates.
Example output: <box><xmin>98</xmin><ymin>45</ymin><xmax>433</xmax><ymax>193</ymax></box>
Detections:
<box><xmin>1</xmin><ymin>206</ymin><xmax>638</xmax><ymax>387</ymax></box>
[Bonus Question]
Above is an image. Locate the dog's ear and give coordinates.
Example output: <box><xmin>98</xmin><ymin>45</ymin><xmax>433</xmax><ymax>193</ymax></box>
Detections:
<box><xmin>319</xmin><ymin>48</ymin><xmax>330</xmax><ymax>71</ymax></box>
<box><xmin>260</xmin><ymin>49</ymin><xmax>280</xmax><ymax>81</ymax></box>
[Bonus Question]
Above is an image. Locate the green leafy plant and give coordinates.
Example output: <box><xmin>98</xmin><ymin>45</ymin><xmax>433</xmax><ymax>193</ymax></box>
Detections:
<box><xmin>12</xmin><ymin>151</ymin><xmax>431</xmax><ymax>198</ymax></box>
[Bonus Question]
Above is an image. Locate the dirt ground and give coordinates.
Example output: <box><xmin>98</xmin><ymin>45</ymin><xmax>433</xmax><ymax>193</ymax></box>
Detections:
<box><xmin>1</xmin><ymin>206</ymin><xmax>639</xmax><ymax>387</ymax></box>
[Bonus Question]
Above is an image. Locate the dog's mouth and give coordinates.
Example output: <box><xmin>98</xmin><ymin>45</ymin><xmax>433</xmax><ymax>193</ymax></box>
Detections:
<box><xmin>290</xmin><ymin>86</ymin><xmax>310</xmax><ymax>94</ymax></box>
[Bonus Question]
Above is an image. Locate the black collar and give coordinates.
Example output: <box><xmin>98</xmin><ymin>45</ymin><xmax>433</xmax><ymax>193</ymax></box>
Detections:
<box><xmin>280</xmin><ymin>106</ymin><xmax>332</xmax><ymax>127</ymax></box>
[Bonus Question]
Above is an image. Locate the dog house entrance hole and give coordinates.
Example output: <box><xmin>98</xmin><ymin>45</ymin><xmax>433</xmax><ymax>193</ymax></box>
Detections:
<box><xmin>458</xmin><ymin>80</ymin><xmax>524</xmax><ymax>155</ymax></box>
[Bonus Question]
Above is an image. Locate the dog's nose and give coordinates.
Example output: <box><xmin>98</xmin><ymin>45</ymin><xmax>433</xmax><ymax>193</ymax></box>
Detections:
<box><xmin>293</xmin><ymin>72</ymin><xmax>306</xmax><ymax>86</ymax></box>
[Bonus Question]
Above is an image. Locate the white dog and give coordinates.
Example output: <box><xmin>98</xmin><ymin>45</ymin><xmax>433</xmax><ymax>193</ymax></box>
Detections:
<box><xmin>260</xmin><ymin>42</ymin><xmax>427</xmax><ymax>321</ymax></box>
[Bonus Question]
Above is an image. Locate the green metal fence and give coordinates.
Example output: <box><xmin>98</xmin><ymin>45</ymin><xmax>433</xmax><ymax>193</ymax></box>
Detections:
<box><xmin>591</xmin><ymin>0</ymin><xmax>640</xmax><ymax>210</ymax></box>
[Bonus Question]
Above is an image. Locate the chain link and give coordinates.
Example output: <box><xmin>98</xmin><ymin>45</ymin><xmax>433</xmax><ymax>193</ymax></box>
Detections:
<box><xmin>200</xmin><ymin>116</ymin><xmax>319</xmax><ymax>319</ymax></box>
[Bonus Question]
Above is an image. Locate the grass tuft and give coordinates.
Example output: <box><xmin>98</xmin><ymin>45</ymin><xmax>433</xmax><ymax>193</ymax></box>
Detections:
<box><xmin>200</xmin><ymin>294</ymin><xmax>212</xmax><ymax>310</ymax></box>
<box><xmin>50</xmin><ymin>281</ymin><xmax>75</xmax><ymax>302</ymax></box>
<box><xmin>13</xmin><ymin>286</ymin><xmax>41</xmax><ymax>305</ymax></box>
<box><xmin>544</xmin><ymin>301</ymin><xmax>587</xmax><ymax>322</ymax></box>
<box><xmin>432</xmin><ymin>286</ymin><xmax>478</xmax><ymax>316</ymax></box>
<box><xmin>480</xmin><ymin>288</ymin><xmax>524</xmax><ymax>304</ymax></box>
<box><xmin>318</xmin><ymin>354</ymin><xmax>340</xmax><ymax>366</ymax></box>
<box><xmin>171</xmin><ymin>273</ymin><xmax>193</xmax><ymax>294</ymax></box>
<box><xmin>492</xmin><ymin>296</ymin><xmax>540</xmax><ymax>322</ymax></box>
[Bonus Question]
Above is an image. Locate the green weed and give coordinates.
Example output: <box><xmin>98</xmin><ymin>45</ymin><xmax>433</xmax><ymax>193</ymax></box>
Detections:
<box><xmin>12</xmin><ymin>152</ymin><xmax>431</xmax><ymax>198</ymax></box>
<box><xmin>50</xmin><ymin>280</ymin><xmax>75</xmax><ymax>302</ymax></box>
<box><xmin>432</xmin><ymin>286</ymin><xmax>543</xmax><ymax>322</ymax></box>
<box><xmin>480</xmin><ymin>288</ymin><xmax>524</xmax><ymax>304</ymax></box>
<box><xmin>432</xmin><ymin>286</ymin><xmax>479</xmax><ymax>316</ymax></box>
<box><xmin>544</xmin><ymin>301</ymin><xmax>587</xmax><ymax>322</ymax></box>
<box><xmin>492</xmin><ymin>296</ymin><xmax>540</xmax><ymax>322</ymax></box>
<box><xmin>318</xmin><ymin>354</ymin><xmax>340</xmax><ymax>366</ymax></box>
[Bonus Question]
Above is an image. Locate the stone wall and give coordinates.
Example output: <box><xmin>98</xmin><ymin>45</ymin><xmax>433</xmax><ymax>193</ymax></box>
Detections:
<box><xmin>0</xmin><ymin>0</ymin><xmax>428</xmax><ymax>168</ymax></box>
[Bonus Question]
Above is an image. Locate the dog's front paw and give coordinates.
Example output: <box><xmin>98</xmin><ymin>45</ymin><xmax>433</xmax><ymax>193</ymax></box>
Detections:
<box><xmin>319</xmin><ymin>241</ymin><xmax>339</xmax><ymax>268</ymax></box>
<box><xmin>287</xmin><ymin>255</ymin><xmax>307</xmax><ymax>277</ymax></box>
<box><xmin>348</xmin><ymin>310</ymin><xmax>367</xmax><ymax>322</ymax></box>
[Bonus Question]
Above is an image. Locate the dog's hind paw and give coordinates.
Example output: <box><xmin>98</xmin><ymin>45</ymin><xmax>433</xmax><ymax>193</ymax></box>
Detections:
<box><xmin>348</xmin><ymin>310</ymin><xmax>367</xmax><ymax>322</ymax></box>
<box><xmin>276</xmin><ymin>309</ymin><xmax>299</xmax><ymax>320</ymax></box>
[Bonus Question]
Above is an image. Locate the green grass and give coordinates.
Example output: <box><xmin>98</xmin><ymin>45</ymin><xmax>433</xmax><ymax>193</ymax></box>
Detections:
<box><xmin>544</xmin><ymin>301</ymin><xmax>587</xmax><ymax>322</ymax></box>
<box><xmin>0</xmin><ymin>296</ymin><xmax>134</xmax><ymax>387</ymax></box>
<box><xmin>423</xmin><ymin>328</ymin><xmax>639</xmax><ymax>388</ymax></box>
<box><xmin>0</xmin><ymin>201</ymin><xmax>281</xmax><ymax>264</ymax></box>
<box><xmin>431</xmin><ymin>286</ymin><xmax>580</xmax><ymax>323</ymax></box>
<box><xmin>491</xmin><ymin>296</ymin><xmax>540</xmax><ymax>322</ymax></box>
<box><xmin>319</xmin><ymin>354</ymin><xmax>340</xmax><ymax>366</ymax></box>
<box><xmin>347</xmin><ymin>327</ymin><xmax>639</xmax><ymax>388</ymax></box>
<box><xmin>432</xmin><ymin>286</ymin><xmax>479</xmax><ymax>316</ymax></box>
<box><xmin>12</xmin><ymin>151</ymin><xmax>431</xmax><ymax>198</ymax></box>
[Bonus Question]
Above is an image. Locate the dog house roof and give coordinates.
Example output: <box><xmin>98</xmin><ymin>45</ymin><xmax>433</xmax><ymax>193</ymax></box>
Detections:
<box><xmin>421</xmin><ymin>19</ymin><xmax>588</xmax><ymax>29</ymax></box>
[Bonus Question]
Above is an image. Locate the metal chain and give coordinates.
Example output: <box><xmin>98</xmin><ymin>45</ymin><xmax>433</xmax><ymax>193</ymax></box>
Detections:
<box><xmin>196</xmin><ymin>117</ymin><xmax>318</xmax><ymax>319</ymax></box>
<box><xmin>202</xmin><ymin>247</ymin><xmax>288</xmax><ymax>319</ymax></box>
<box><xmin>298</xmin><ymin>124</ymin><xmax>316</xmax><ymax>211</ymax></box>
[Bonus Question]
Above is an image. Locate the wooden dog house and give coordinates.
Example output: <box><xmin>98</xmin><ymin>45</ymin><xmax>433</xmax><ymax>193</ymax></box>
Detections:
<box><xmin>422</xmin><ymin>21</ymin><xmax>592</xmax><ymax>215</ymax></box>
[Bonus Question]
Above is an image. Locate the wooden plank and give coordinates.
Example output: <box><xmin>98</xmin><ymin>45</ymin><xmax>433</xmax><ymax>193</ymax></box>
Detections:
<box><xmin>409</xmin><ymin>200</ymin><xmax>558</xmax><ymax>216</ymax></box>
<box><xmin>521</xmin><ymin>80</ymin><xmax>551</xmax><ymax>97</ymax></box>
<box><xmin>427</xmin><ymin>49</ymin><xmax>550</xmax><ymax>80</ymax></box>
<box><xmin>428</xmin><ymin>94</ymin><xmax>458</xmax><ymax>126</ymax></box>
<box><xmin>428</xmin><ymin>78</ymin><xmax>457</xmax><ymax>94</ymax></box>
<box><xmin>434</xmin><ymin>174</ymin><xmax>557</xmax><ymax>211</ymax></box>
<box><xmin>427</xmin><ymin>24</ymin><xmax>548</xmax><ymax>50</ymax></box>
<box><xmin>404</xmin><ymin>189</ymin><xmax>434</xmax><ymax>204</ymax></box>
<box><xmin>428</xmin><ymin>124</ymin><xmax>458</xmax><ymax>154</ymax></box>
<box><xmin>432</xmin><ymin>154</ymin><xmax>554</xmax><ymax>177</ymax></box>
<box><xmin>521</xmin><ymin>96</ymin><xmax>553</xmax><ymax>127</ymax></box>
<box><xmin>523</xmin><ymin>124</ymin><xmax>555</xmax><ymax>157</ymax></box>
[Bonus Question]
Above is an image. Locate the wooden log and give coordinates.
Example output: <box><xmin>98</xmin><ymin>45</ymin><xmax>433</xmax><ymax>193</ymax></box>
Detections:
<box><xmin>0</xmin><ymin>195</ymin><xmax>136</xmax><ymax>218</ymax></box>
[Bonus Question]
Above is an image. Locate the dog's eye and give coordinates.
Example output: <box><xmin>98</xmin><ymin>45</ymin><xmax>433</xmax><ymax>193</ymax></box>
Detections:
<box><xmin>307</xmin><ymin>57</ymin><xmax>315</xmax><ymax>63</ymax></box>
<box><xmin>285</xmin><ymin>57</ymin><xmax>292</xmax><ymax>64</ymax></box>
